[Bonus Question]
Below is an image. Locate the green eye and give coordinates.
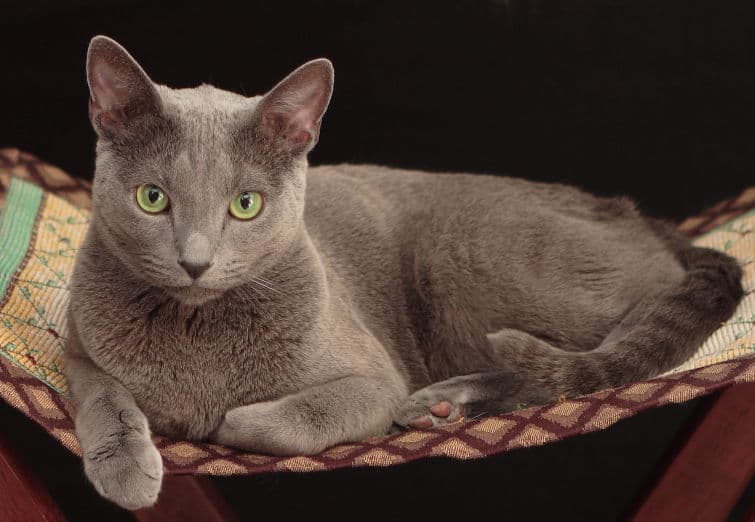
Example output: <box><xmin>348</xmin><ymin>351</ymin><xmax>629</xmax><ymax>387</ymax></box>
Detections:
<box><xmin>136</xmin><ymin>184</ymin><xmax>169</xmax><ymax>213</ymax></box>
<box><xmin>229</xmin><ymin>191</ymin><xmax>263</xmax><ymax>220</ymax></box>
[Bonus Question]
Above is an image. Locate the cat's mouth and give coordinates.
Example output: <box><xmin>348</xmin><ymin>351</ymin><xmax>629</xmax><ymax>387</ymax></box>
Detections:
<box><xmin>163</xmin><ymin>284</ymin><xmax>227</xmax><ymax>306</ymax></box>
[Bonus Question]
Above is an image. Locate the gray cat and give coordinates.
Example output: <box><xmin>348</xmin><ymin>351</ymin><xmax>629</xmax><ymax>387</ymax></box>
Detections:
<box><xmin>65</xmin><ymin>36</ymin><xmax>743</xmax><ymax>510</ymax></box>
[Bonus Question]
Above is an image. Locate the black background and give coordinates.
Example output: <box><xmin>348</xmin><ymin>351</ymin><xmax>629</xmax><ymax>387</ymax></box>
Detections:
<box><xmin>2</xmin><ymin>0</ymin><xmax>754</xmax><ymax>219</ymax></box>
<box><xmin>2</xmin><ymin>1</ymin><xmax>754</xmax><ymax>520</ymax></box>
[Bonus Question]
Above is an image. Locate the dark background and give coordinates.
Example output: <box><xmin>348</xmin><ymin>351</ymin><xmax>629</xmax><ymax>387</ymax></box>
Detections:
<box><xmin>2</xmin><ymin>0</ymin><xmax>754</xmax><ymax>220</ymax></box>
<box><xmin>1</xmin><ymin>0</ymin><xmax>754</xmax><ymax>520</ymax></box>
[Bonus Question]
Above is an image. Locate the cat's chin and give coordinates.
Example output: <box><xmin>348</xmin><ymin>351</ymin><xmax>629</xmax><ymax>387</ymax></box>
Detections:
<box><xmin>163</xmin><ymin>286</ymin><xmax>227</xmax><ymax>306</ymax></box>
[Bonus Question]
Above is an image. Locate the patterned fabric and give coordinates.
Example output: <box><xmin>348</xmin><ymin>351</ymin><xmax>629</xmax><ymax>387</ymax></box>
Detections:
<box><xmin>0</xmin><ymin>181</ymin><xmax>89</xmax><ymax>393</ymax></box>
<box><xmin>678</xmin><ymin>186</ymin><xmax>755</xmax><ymax>237</ymax></box>
<box><xmin>0</xmin><ymin>148</ymin><xmax>754</xmax><ymax>476</ymax></box>
<box><xmin>0</xmin><ymin>149</ymin><xmax>91</xmax><ymax>211</ymax></box>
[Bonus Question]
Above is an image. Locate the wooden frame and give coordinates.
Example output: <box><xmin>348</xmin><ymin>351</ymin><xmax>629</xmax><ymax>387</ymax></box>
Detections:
<box><xmin>630</xmin><ymin>383</ymin><xmax>755</xmax><ymax>521</ymax></box>
<box><xmin>133</xmin><ymin>476</ymin><xmax>238</xmax><ymax>522</ymax></box>
<box><xmin>0</xmin><ymin>426</ymin><xmax>67</xmax><ymax>522</ymax></box>
<box><xmin>2</xmin><ymin>384</ymin><xmax>753</xmax><ymax>521</ymax></box>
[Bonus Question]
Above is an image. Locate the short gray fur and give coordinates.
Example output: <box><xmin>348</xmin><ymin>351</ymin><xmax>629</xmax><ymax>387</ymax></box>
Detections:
<box><xmin>65</xmin><ymin>36</ymin><xmax>743</xmax><ymax>509</ymax></box>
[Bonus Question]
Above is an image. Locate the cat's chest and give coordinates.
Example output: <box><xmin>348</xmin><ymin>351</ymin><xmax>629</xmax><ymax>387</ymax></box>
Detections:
<box><xmin>78</xmin><ymin>296</ymin><xmax>304</xmax><ymax>440</ymax></box>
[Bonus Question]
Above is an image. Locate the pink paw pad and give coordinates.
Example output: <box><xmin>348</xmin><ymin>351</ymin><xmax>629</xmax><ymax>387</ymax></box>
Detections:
<box><xmin>408</xmin><ymin>415</ymin><xmax>435</xmax><ymax>429</ymax></box>
<box><xmin>429</xmin><ymin>401</ymin><xmax>453</xmax><ymax>417</ymax></box>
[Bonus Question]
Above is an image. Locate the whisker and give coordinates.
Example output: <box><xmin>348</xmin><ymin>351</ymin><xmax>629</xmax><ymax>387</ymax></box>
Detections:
<box><xmin>251</xmin><ymin>277</ymin><xmax>281</xmax><ymax>295</ymax></box>
<box><xmin>247</xmin><ymin>281</ymin><xmax>269</xmax><ymax>299</ymax></box>
<box><xmin>255</xmin><ymin>276</ymin><xmax>278</xmax><ymax>287</ymax></box>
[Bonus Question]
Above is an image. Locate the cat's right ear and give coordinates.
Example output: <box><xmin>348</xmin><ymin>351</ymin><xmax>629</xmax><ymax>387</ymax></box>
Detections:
<box><xmin>256</xmin><ymin>59</ymin><xmax>334</xmax><ymax>155</ymax></box>
<box><xmin>86</xmin><ymin>36</ymin><xmax>162</xmax><ymax>139</ymax></box>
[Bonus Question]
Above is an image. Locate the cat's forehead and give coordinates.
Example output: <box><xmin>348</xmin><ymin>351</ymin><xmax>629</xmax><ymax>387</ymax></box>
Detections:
<box><xmin>162</xmin><ymin>84</ymin><xmax>259</xmax><ymax>113</ymax></box>
<box><xmin>157</xmin><ymin>85</ymin><xmax>266</xmax><ymax>160</ymax></box>
<box><xmin>153</xmin><ymin>85</ymin><xmax>262</xmax><ymax>169</ymax></box>
<box><xmin>101</xmin><ymin>84</ymin><xmax>287</xmax><ymax>192</ymax></box>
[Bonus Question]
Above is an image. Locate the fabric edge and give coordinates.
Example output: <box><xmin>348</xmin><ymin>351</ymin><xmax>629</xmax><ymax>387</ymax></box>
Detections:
<box><xmin>0</xmin><ymin>177</ymin><xmax>44</xmax><ymax>302</ymax></box>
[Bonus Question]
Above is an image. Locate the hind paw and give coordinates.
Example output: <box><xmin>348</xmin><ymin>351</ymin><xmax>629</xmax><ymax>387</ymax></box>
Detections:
<box><xmin>394</xmin><ymin>394</ymin><xmax>466</xmax><ymax>429</ymax></box>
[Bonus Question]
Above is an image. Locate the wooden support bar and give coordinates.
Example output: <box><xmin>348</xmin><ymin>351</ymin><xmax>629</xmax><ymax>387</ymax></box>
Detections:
<box><xmin>0</xmin><ymin>428</ymin><xmax>67</xmax><ymax>522</ymax></box>
<box><xmin>630</xmin><ymin>383</ymin><xmax>755</xmax><ymax>522</ymax></box>
<box><xmin>132</xmin><ymin>475</ymin><xmax>238</xmax><ymax>522</ymax></box>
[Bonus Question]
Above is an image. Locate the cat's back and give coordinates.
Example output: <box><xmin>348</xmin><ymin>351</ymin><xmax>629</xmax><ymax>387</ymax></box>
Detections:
<box><xmin>302</xmin><ymin>164</ymin><xmax>684</xmax><ymax>352</ymax></box>
<box><xmin>303</xmin><ymin>163</ymin><xmax>627</xmax><ymax>234</ymax></box>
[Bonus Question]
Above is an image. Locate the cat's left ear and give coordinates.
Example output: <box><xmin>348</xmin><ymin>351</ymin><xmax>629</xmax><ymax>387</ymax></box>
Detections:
<box><xmin>257</xmin><ymin>59</ymin><xmax>334</xmax><ymax>155</ymax></box>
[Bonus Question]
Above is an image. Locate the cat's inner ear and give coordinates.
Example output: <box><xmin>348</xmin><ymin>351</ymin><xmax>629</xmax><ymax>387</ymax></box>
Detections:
<box><xmin>257</xmin><ymin>59</ymin><xmax>334</xmax><ymax>154</ymax></box>
<box><xmin>86</xmin><ymin>36</ymin><xmax>161</xmax><ymax>137</ymax></box>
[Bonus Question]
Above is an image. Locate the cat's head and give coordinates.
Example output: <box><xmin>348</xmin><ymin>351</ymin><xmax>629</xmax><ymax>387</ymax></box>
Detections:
<box><xmin>85</xmin><ymin>36</ymin><xmax>333</xmax><ymax>305</ymax></box>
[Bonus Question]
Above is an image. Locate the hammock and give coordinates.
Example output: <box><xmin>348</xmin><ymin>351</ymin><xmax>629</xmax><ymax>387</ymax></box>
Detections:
<box><xmin>0</xmin><ymin>148</ymin><xmax>753</xmax><ymax>477</ymax></box>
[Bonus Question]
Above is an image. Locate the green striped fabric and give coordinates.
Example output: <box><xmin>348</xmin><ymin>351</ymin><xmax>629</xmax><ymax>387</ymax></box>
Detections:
<box><xmin>0</xmin><ymin>178</ymin><xmax>44</xmax><ymax>297</ymax></box>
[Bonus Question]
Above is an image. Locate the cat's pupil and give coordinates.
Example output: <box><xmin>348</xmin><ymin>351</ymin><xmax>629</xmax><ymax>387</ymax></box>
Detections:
<box><xmin>148</xmin><ymin>189</ymin><xmax>160</xmax><ymax>204</ymax></box>
<box><xmin>240</xmin><ymin>193</ymin><xmax>251</xmax><ymax>210</ymax></box>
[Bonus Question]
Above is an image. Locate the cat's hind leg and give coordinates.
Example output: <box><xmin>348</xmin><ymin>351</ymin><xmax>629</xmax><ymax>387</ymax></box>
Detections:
<box><xmin>395</xmin><ymin>246</ymin><xmax>744</xmax><ymax>429</ymax></box>
<box><xmin>393</xmin><ymin>329</ymin><xmax>556</xmax><ymax>428</ymax></box>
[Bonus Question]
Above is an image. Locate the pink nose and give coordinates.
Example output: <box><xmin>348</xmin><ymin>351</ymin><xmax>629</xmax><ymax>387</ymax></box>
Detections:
<box><xmin>179</xmin><ymin>260</ymin><xmax>211</xmax><ymax>279</ymax></box>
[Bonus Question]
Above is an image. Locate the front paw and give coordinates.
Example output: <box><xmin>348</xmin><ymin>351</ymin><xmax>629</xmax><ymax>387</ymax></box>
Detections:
<box><xmin>211</xmin><ymin>406</ymin><xmax>283</xmax><ymax>453</ymax></box>
<box><xmin>211</xmin><ymin>404</ymin><xmax>324</xmax><ymax>455</ymax></box>
<box><xmin>83</xmin><ymin>432</ymin><xmax>163</xmax><ymax>510</ymax></box>
<box><xmin>211</xmin><ymin>413</ymin><xmax>242</xmax><ymax>448</ymax></box>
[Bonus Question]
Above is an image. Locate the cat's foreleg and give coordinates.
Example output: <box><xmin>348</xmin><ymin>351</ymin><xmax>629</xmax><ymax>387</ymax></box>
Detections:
<box><xmin>211</xmin><ymin>375</ymin><xmax>404</xmax><ymax>455</ymax></box>
<box><xmin>65</xmin><ymin>345</ymin><xmax>163</xmax><ymax>510</ymax></box>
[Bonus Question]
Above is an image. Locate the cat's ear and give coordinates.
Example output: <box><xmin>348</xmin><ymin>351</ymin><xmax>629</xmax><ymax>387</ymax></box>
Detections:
<box><xmin>86</xmin><ymin>36</ymin><xmax>162</xmax><ymax>139</ymax></box>
<box><xmin>257</xmin><ymin>59</ymin><xmax>334</xmax><ymax>155</ymax></box>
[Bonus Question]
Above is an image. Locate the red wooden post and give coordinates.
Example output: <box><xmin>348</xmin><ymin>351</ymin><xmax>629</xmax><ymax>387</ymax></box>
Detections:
<box><xmin>0</xmin><ymin>428</ymin><xmax>67</xmax><ymax>522</ymax></box>
<box><xmin>630</xmin><ymin>383</ymin><xmax>755</xmax><ymax>522</ymax></box>
<box><xmin>132</xmin><ymin>475</ymin><xmax>238</xmax><ymax>522</ymax></box>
